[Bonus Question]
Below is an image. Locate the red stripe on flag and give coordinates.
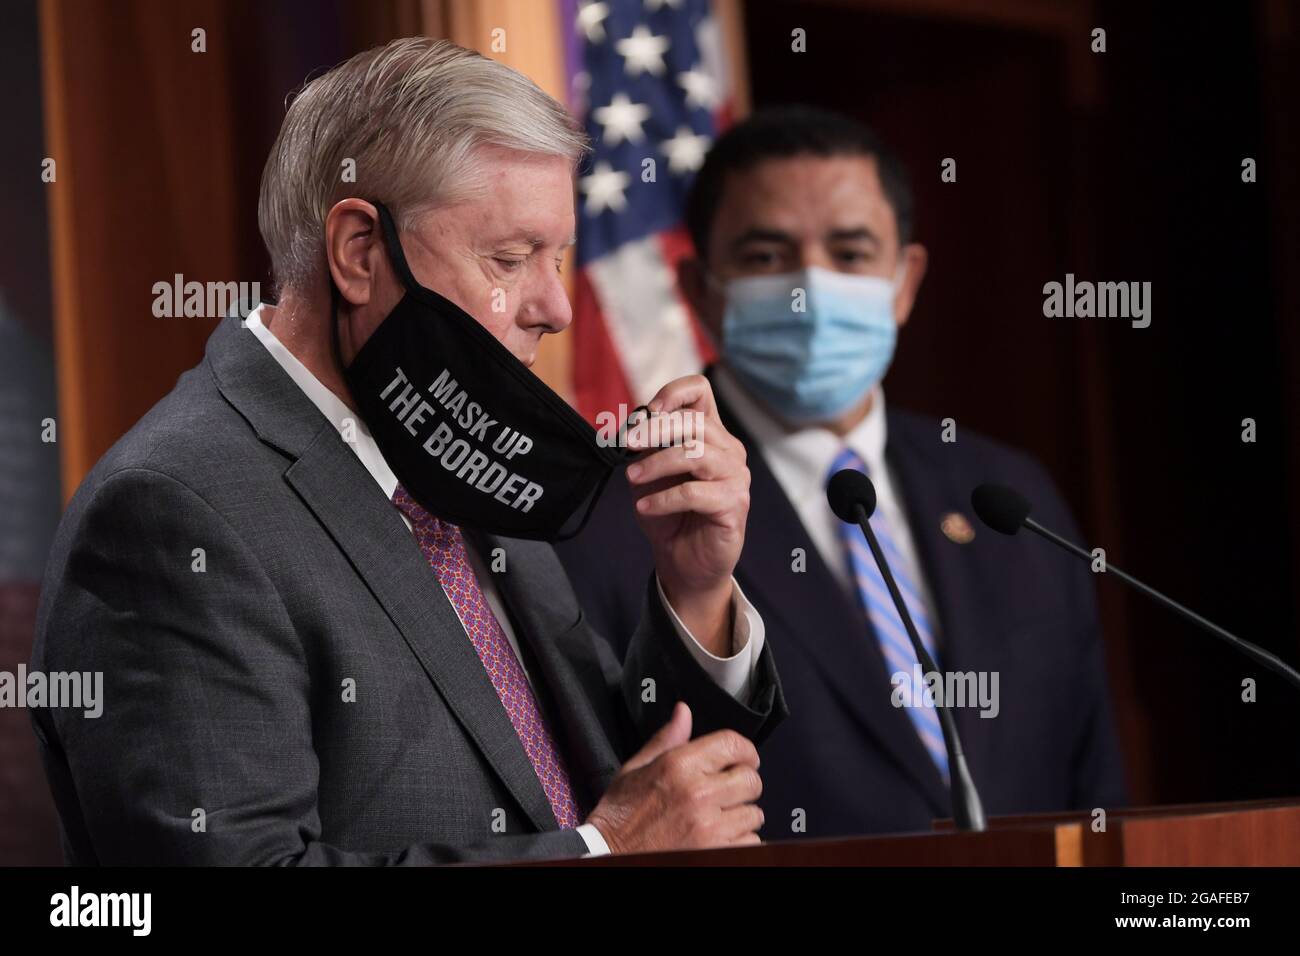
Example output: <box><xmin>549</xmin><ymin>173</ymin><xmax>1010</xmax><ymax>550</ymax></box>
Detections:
<box><xmin>572</xmin><ymin>266</ymin><xmax>634</xmax><ymax>424</ymax></box>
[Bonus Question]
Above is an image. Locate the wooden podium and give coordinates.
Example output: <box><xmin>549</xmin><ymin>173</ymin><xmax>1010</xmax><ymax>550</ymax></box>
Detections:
<box><xmin>564</xmin><ymin>798</ymin><xmax>1300</xmax><ymax>866</ymax></box>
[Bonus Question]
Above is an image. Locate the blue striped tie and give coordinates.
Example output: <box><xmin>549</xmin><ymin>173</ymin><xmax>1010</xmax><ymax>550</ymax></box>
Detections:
<box><xmin>829</xmin><ymin>447</ymin><xmax>950</xmax><ymax>781</ymax></box>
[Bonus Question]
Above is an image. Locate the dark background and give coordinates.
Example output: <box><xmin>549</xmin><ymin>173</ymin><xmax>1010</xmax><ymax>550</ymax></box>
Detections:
<box><xmin>745</xmin><ymin>0</ymin><xmax>1300</xmax><ymax>804</ymax></box>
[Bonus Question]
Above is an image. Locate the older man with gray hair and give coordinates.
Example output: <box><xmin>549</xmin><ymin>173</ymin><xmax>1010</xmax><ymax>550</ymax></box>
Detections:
<box><xmin>31</xmin><ymin>37</ymin><xmax>784</xmax><ymax>865</ymax></box>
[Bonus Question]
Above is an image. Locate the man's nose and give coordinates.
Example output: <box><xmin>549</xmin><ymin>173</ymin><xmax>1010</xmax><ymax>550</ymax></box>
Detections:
<box><xmin>522</xmin><ymin>269</ymin><xmax>574</xmax><ymax>334</ymax></box>
<box><xmin>797</xmin><ymin>243</ymin><xmax>839</xmax><ymax>272</ymax></box>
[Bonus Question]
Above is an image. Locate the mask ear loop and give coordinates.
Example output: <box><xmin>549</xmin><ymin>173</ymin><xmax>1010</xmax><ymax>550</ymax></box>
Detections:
<box><xmin>616</xmin><ymin>404</ymin><xmax>651</xmax><ymax>455</ymax></box>
<box><xmin>551</xmin><ymin>405</ymin><xmax>648</xmax><ymax>541</ymax></box>
<box><xmin>371</xmin><ymin>200</ymin><xmax>422</xmax><ymax>294</ymax></box>
<box><xmin>331</xmin><ymin>201</ymin><xmax>407</xmax><ymax>375</ymax></box>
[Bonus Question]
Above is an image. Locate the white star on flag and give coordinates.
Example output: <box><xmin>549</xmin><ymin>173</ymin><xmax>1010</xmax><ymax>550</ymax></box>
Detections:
<box><xmin>576</xmin><ymin>2</ymin><xmax>610</xmax><ymax>43</ymax></box>
<box><xmin>661</xmin><ymin>127</ymin><xmax>711</xmax><ymax>174</ymax></box>
<box><xmin>616</xmin><ymin>25</ymin><xmax>671</xmax><ymax>77</ymax></box>
<box><xmin>580</xmin><ymin>162</ymin><xmax>632</xmax><ymax>215</ymax></box>
<box><xmin>677</xmin><ymin>67</ymin><xmax>720</xmax><ymax>110</ymax></box>
<box><xmin>592</xmin><ymin>92</ymin><xmax>652</xmax><ymax>145</ymax></box>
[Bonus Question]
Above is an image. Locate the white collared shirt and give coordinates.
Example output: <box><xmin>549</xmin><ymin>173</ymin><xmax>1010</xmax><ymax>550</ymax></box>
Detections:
<box><xmin>711</xmin><ymin>366</ymin><xmax>941</xmax><ymax>646</ymax></box>
<box><xmin>244</xmin><ymin>306</ymin><xmax>765</xmax><ymax>856</ymax></box>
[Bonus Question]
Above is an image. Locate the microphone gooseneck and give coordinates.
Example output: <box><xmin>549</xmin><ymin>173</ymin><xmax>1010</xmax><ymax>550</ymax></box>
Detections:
<box><xmin>970</xmin><ymin>483</ymin><xmax>1300</xmax><ymax>693</ymax></box>
<box><xmin>829</xmin><ymin>469</ymin><xmax>987</xmax><ymax>832</ymax></box>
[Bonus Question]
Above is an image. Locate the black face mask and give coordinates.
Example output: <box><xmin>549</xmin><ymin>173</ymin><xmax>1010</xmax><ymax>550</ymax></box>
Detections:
<box><xmin>334</xmin><ymin>201</ymin><xmax>631</xmax><ymax>541</ymax></box>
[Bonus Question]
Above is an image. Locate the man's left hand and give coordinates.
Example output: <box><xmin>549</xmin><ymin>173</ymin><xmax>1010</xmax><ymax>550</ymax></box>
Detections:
<box><xmin>624</xmin><ymin>375</ymin><xmax>749</xmax><ymax>657</ymax></box>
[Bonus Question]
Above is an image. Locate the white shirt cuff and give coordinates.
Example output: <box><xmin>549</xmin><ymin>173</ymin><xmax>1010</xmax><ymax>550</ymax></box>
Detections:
<box><xmin>654</xmin><ymin>575</ymin><xmax>766</xmax><ymax>702</ymax></box>
<box><xmin>577</xmin><ymin>822</ymin><xmax>611</xmax><ymax>857</ymax></box>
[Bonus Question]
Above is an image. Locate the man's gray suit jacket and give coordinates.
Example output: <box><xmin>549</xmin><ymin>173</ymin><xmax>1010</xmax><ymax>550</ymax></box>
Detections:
<box><xmin>30</xmin><ymin>316</ymin><xmax>786</xmax><ymax>865</ymax></box>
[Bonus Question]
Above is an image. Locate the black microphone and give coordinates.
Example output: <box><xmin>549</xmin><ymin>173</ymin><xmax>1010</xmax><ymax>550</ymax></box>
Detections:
<box><xmin>828</xmin><ymin>469</ymin><xmax>988</xmax><ymax>832</ymax></box>
<box><xmin>971</xmin><ymin>483</ymin><xmax>1300</xmax><ymax>693</ymax></box>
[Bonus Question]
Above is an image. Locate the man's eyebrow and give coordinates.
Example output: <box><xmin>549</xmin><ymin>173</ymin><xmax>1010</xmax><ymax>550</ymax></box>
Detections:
<box><xmin>729</xmin><ymin>228</ymin><xmax>796</xmax><ymax>249</ymax></box>
<box><xmin>494</xmin><ymin>233</ymin><xmax>576</xmax><ymax>250</ymax></box>
<box><xmin>827</xmin><ymin>226</ymin><xmax>880</xmax><ymax>244</ymax></box>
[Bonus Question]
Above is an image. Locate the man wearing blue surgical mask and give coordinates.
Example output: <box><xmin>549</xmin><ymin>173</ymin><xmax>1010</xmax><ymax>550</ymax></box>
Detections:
<box><xmin>559</xmin><ymin>106</ymin><xmax>1128</xmax><ymax>838</ymax></box>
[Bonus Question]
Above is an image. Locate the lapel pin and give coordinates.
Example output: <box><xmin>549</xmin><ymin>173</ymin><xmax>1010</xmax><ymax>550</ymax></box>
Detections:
<box><xmin>941</xmin><ymin>511</ymin><xmax>975</xmax><ymax>544</ymax></box>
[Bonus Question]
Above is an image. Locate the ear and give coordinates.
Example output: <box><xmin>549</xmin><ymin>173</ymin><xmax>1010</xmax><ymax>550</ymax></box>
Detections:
<box><xmin>677</xmin><ymin>256</ymin><xmax>723</xmax><ymax>343</ymax></box>
<box><xmin>893</xmin><ymin>242</ymin><xmax>928</xmax><ymax>329</ymax></box>
<box><xmin>324</xmin><ymin>199</ymin><xmax>385</xmax><ymax>307</ymax></box>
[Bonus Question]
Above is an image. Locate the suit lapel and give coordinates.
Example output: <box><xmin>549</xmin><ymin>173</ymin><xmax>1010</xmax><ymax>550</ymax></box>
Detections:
<box><xmin>465</xmin><ymin>530</ymin><xmax>623</xmax><ymax>813</ymax></box>
<box><xmin>712</xmin><ymin>377</ymin><xmax>951</xmax><ymax>814</ymax></box>
<box><xmin>206</xmin><ymin>316</ymin><xmax>561</xmax><ymax>833</ymax></box>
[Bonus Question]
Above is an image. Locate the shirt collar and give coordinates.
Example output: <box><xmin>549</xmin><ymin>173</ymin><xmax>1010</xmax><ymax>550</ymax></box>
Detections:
<box><xmin>244</xmin><ymin>304</ymin><xmax>401</xmax><ymax>500</ymax></box>
<box><xmin>711</xmin><ymin>365</ymin><xmax>889</xmax><ymax>502</ymax></box>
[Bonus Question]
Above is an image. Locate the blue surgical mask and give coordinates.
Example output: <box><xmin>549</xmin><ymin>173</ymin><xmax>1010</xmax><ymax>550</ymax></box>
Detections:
<box><xmin>719</xmin><ymin>266</ymin><xmax>900</xmax><ymax>423</ymax></box>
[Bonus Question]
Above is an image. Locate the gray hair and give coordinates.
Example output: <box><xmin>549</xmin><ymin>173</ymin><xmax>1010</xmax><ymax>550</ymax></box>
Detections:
<box><xmin>258</xmin><ymin>37</ymin><xmax>588</xmax><ymax>296</ymax></box>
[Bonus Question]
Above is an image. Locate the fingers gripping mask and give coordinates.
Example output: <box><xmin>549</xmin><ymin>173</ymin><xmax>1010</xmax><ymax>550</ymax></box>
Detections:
<box><xmin>334</xmin><ymin>201</ymin><xmax>630</xmax><ymax>541</ymax></box>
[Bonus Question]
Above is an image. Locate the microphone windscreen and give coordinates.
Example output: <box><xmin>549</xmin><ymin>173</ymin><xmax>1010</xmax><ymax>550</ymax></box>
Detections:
<box><xmin>971</xmin><ymin>483</ymin><xmax>1032</xmax><ymax>535</ymax></box>
<box><xmin>826</xmin><ymin>469</ymin><xmax>877</xmax><ymax>524</ymax></box>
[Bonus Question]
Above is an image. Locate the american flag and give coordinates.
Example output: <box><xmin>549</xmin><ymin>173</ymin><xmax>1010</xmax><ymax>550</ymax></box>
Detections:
<box><xmin>560</xmin><ymin>0</ymin><xmax>735</xmax><ymax>422</ymax></box>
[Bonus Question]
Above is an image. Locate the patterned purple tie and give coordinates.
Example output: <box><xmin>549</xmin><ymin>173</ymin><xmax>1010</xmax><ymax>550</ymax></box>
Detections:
<box><xmin>392</xmin><ymin>484</ymin><xmax>581</xmax><ymax>829</ymax></box>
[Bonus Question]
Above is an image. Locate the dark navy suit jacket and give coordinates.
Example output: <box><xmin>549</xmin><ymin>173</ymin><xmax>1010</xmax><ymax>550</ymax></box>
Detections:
<box><xmin>558</xmin><ymin>371</ymin><xmax>1128</xmax><ymax>839</ymax></box>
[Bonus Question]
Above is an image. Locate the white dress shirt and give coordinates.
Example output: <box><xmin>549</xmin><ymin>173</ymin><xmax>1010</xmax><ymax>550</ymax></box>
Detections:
<box><xmin>711</xmin><ymin>366</ymin><xmax>942</xmax><ymax>646</ymax></box>
<box><xmin>244</xmin><ymin>306</ymin><xmax>765</xmax><ymax>856</ymax></box>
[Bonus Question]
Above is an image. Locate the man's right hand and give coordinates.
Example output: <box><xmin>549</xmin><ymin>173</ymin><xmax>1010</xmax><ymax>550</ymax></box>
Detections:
<box><xmin>584</xmin><ymin>701</ymin><xmax>764</xmax><ymax>854</ymax></box>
